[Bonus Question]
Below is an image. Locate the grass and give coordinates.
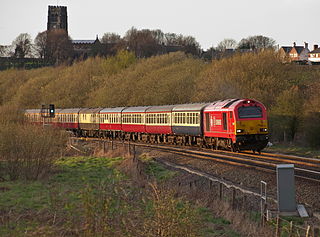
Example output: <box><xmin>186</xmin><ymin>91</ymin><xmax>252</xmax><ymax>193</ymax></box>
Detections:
<box><xmin>0</xmin><ymin>155</ymin><xmax>239</xmax><ymax>236</ymax></box>
<box><xmin>0</xmin><ymin>156</ymin><xmax>124</xmax><ymax>236</ymax></box>
<box><xmin>265</xmin><ymin>143</ymin><xmax>320</xmax><ymax>158</ymax></box>
<box><xmin>199</xmin><ymin>207</ymin><xmax>241</xmax><ymax>237</ymax></box>
<box><xmin>139</xmin><ymin>153</ymin><xmax>177</xmax><ymax>181</ymax></box>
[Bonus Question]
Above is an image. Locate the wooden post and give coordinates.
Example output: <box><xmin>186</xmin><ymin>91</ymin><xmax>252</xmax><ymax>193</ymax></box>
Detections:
<box><xmin>111</xmin><ymin>140</ymin><xmax>114</xmax><ymax>150</ymax></box>
<box><xmin>314</xmin><ymin>228</ymin><xmax>319</xmax><ymax>237</ymax></box>
<box><xmin>128</xmin><ymin>141</ymin><xmax>131</xmax><ymax>156</ymax></box>
<box><xmin>219</xmin><ymin>183</ymin><xmax>223</xmax><ymax>200</ymax></box>
<box><xmin>133</xmin><ymin>145</ymin><xmax>136</xmax><ymax>161</ymax></box>
<box><xmin>275</xmin><ymin>215</ymin><xmax>281</xmax><ymax>237</ymax></box>
<box><xmin>103</xmin><ymin>141</ymin><xmax>106</xmax><ymax>153</ymax></box>
<box><xmin>232</xmin><ymin>188</ymin><xmax>236</xmax><ymax>209</ymax></box>
<box><xmin>242</xmin><ymin>195</ymin><xmax>247</xmax><ymax>210</ymax></box>
<box><xmin>288</xmin><ymin>221</ymin><xmax>293</xmax><ymax>237</ymax></box>
<box><xmin>306</xmin><ymin>226</ymin><xmax>310</xmax><ymax>237</ymax></box>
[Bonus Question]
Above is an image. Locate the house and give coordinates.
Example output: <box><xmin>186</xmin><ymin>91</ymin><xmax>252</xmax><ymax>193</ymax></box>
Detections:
<box><xmin>279</xmin><ymin>42</ymin><xmax>309</xmax><ymax>64</ymax></box>
<box><xmin>308</xmin><ymin>45</ymin><xmax>320</xmax><ymax>65</ymax></box>
<box><xmin>279</xmin><ymin>46</ymin><xmax>292</xmax><ymax>63</ymax></box>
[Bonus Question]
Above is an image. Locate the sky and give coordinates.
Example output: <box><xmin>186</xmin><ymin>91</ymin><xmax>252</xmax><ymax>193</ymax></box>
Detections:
<box><xmin>1</xmin><ymin>0</ymin><xmax>320</xmax><ymax>50</ymax></box>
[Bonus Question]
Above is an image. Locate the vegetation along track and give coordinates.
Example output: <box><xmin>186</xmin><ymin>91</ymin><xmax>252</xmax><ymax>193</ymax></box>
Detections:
<box><xmin>71</xmin><ymin>137</ymin><xmax>320</xmax><ymax>183</ymax></box>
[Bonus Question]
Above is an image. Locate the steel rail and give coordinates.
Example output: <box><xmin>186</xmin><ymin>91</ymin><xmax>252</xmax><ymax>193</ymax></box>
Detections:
<box><xmin>211</xmin><ymin>150</ymin><xmax>320</xmax><ymax>168</ymax></box>
<box><xmin>70</xmin><ymin>137</ymin><xmax>320</xmax><ymax>183</ymax></box>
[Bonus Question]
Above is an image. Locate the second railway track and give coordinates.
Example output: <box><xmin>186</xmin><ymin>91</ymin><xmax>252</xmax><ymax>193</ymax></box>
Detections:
<box><xmin>71</xmin><ymin>137</ymin><xmax>320</xmax><ymax>183</ymax></box>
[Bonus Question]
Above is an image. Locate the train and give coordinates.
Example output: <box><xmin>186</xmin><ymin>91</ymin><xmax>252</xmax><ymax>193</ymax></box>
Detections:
<box><xmin>25</xmin><ymin>98</ymin><xmax>269</xmax><ymax>152</ymax></box>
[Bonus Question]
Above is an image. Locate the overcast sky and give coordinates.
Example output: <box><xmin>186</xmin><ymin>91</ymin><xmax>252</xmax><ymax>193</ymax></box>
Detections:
<box><xmin>1</xmin><ymin>0</ymin><xmax>319</xmax><ymax>50</ymax></box>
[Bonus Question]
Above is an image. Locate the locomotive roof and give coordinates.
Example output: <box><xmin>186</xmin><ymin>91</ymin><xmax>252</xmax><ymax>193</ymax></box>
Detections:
<box><xmin>79</xmin><ymin>108</ymin><xmax>103</xmax><ymax>113</ymax></box>
<box><xmin>122</xmin><ymin>106</ymin><xmax>150</xmax><ymax>113</ymax></box>
<box><xmin>172</xmin><ymin>103</ymin><xmax>209</xmax><ymax>112</ymax></box>
<box><xmin>204</xmin><ymin>99</ymin><xmax>259</xmax><ymax>111</ymax></box>
<box><xmin>146</xmin><ymin>105</ymin><xmax>176</xmax><ymax>112</ymax></box>
<box><xmin>100</xmin><ymin>107</ymin><xmax>126</xmax><ymax>113</ymax></box>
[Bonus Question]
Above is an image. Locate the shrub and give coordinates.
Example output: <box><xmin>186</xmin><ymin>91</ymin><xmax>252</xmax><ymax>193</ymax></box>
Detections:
<box><xmin>0</xmin><ymin>105</ymin><xmax>67</xmax><ymax>181</ymax></box>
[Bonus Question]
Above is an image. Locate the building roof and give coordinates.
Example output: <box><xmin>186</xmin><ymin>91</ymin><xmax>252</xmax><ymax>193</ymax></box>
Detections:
<box><xmin>293</xmin><ymin>46</ymin><xmax>305</xmax><ymax>54</ymax></box>
<box><xmin>72</xmin><ymin>40</ymin><xmax>96</xmax><ymax>44</ymax></box>
<box><xmin>310</xmin><ymin>48</ymin><xmax>320</xmax><ymax>53</ymax></box>
<box><xmin>280</xmin><ymin>46</ymin><xmax>292</xmax><ymax>54</ymax></box>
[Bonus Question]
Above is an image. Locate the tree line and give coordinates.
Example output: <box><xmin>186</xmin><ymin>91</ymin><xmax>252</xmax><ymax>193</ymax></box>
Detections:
<box><xmin>0</xmin><ymin>27</ymin><xmax>276</xmax><ymax>65</ymax></box>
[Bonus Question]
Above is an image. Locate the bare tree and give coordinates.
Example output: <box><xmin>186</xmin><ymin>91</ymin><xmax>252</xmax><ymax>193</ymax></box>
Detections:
<box><xmin>34</xmin><ymin>31</ymin><xmax>48</xmax><ymax>58</ymax></box>
<box><xmin>216</xmin><ymin>38</ymin><xmax>237</xmax><ymax>51</ymax></box>
<box><xmin>0</xmin><ymin>45</ymin><xmax>8</xmax><ymax>57</ymax></box>
<box><xmin>46</xmin><ymin>29</ymin><xmax>73</xmax><ymax>64</ymax></box>
<box><xmin>150</xmin><ymin>29</ymin><xmax>165</xmax><ymax>45</ymax></box>
<box><xmin>12</xmin><ymin>33</ymin><xmax>33</xmax><ymax>58</ymax></box>
<box><xmin>238</xmin><ymin>35</ymin><xmax>276</xmax><ymax>51</ymax></box>
<box><xmin>124</xmin><ymin>27</ymin><xmax>160</xmax><ymax>58</ymax></box>
<box><xmin>101</xmin><ymin>33</ymin><xmax>121</xmax><ymax>44</ymax></box>
<box><xmin>164</xmin><ymin>33</ymin><xmax>179</xmax><ymax>45</ymax></box>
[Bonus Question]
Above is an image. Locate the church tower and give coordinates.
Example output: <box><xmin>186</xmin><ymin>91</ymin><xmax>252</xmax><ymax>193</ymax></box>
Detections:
<box><xmin>47</xmin><ymin>6</ymin><xmax>68</xmax><ymax>32</ymax></box>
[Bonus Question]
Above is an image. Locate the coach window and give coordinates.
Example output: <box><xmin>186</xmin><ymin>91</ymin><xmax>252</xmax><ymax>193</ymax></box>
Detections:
<box><xmin>223</xmin><ymin>113</ymin><xmax>228</xmax><ymax>130</ymax></box>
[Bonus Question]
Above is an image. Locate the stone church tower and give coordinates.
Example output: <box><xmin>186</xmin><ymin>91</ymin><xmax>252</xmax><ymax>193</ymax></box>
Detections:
<box><xmin>47</xmin><ymin>6</ymin><xmax>68</xmax><ymax>32</ymax></box>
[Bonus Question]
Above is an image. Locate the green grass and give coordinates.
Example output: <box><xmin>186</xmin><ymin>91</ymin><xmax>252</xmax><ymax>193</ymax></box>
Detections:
<box><xmin>0</xmin><ymin>156</ymin><xmax>241</xmax><ymax>236</ymax></box>
<box><xmin>265</xmin><ymin>143</ymin><xmax>320</xmax><ymax>158</ymax></box>
<box><xmin>199</xmin><ymin>207</ymin><xmax>241</xmax><ymax>237</ymax></box>
<box><xmin>0</xmin><ymin>156</ymin><xmax>124</xmax><ymax>236</ymax></box>
<box><xmin>140</xmin><ymin>153</ymin><xmax>177</xmax><ymax>181</ymax></box>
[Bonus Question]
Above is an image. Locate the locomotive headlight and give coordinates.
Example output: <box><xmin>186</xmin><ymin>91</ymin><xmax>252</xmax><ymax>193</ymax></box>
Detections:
<box><xmin>260</xmin><ymin>128</ymin><xmax>268</xmax><ymax>132</ymax></box>
<box><xmin>236</xmin><ymin>129</ymin><xmax>243</xmax><ymax>133</ymax></box>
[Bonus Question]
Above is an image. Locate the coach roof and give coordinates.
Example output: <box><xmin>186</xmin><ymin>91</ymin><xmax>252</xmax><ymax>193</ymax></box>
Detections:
<box><xmin>172</xmin><ymin>103</ymin><xmax>209</xmax><ymax>112</ymax></box>
<box><xmin>59</xmin><ymin>108</ymin><xmax>82</xmax><ymax>113</ymax></box>
<box><xmin>122</xmin><ymin>106</ymin><xmax>150</xmax><ymax>113</ymax></box>
<box><xmin>146</xmin><ymin>105</ymin><xmax>176</xmax><ymax>113</ymax></box>
<box><xmin>100</xmin><ymin>107</ymin><xmax>126</xmax><ymax>113</ymax></box>
<box><xmin>79</xmin><ymin>108</ymin><xmax>103</xmax><ymax>113</ymax></box>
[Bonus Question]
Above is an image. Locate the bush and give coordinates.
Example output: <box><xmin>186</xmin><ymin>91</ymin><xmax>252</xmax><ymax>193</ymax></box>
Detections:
<box><xmin>0</xmin><ymin>105</ymin><xmax>67</xmax><ymax>181</ymax></box>
<box><xmin>304</xmin><ymin>112</ymin><xmax>320</xmax><ymax>148</ymax></box>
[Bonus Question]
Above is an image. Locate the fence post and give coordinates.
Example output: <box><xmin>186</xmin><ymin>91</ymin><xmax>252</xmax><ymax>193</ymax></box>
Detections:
<box><xmin>260</xmin><ymin>181</ymin><xmax>267</xmax><ymax>226</ymax></box>
<box><xmin>242</xmin><ymin>195</ymin><xmax>247</xmax><ymax>210</ymax></box>
<box><xmin>133</xmin><ymin>145</ymin><xmax>136</xmax><ymax>161</ymax></box>
<box><xmin>288</xmin><ymin>221</ymin><xmax>293</xmax><ymax>237</ymax></box>
<box><xmin>275</xmin><ymin>215</ymin><xmax>281</xmax><ymax>237</ymax></box>
<box><xmin>128</xmin><ymin>141</ymin><xmax>131</xmax><ymax>156</ymax></box>
<box><xmin>306</xmin><ymin>226</ymin><xmax>310</xmax><ymax>237</ymax></box>
<box><xmin>103</xmin><ymin>141</ymin><xmax>106</xmax><ymax>153</ymax></box>
<box><xmin>232</xmin><ymin>188</ymin><xmax>236</xmax><ymax>209</ymax></box>
<box><xmin>111</xmin><ymin>140</ymin><xmax>114</xmax><ymax>150</ymax></box>
<box><xmin>219</xmin><ymin>183</ymin><xmax>223</xmax><ymax>200</ymax></box>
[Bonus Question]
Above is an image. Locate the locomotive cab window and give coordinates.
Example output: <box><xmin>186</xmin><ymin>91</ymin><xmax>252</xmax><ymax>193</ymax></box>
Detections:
<box><xmin>238</xmin><ymin>106</ymin><xmax>262</xmax><ymax>118</ymax></box>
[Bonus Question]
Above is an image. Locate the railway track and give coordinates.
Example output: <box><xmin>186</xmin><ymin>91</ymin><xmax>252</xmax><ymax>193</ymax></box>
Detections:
<box><xmin>70</xmin><ymin>137</ymin><xmax>320</xmax><ymax>183</ymax></box>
